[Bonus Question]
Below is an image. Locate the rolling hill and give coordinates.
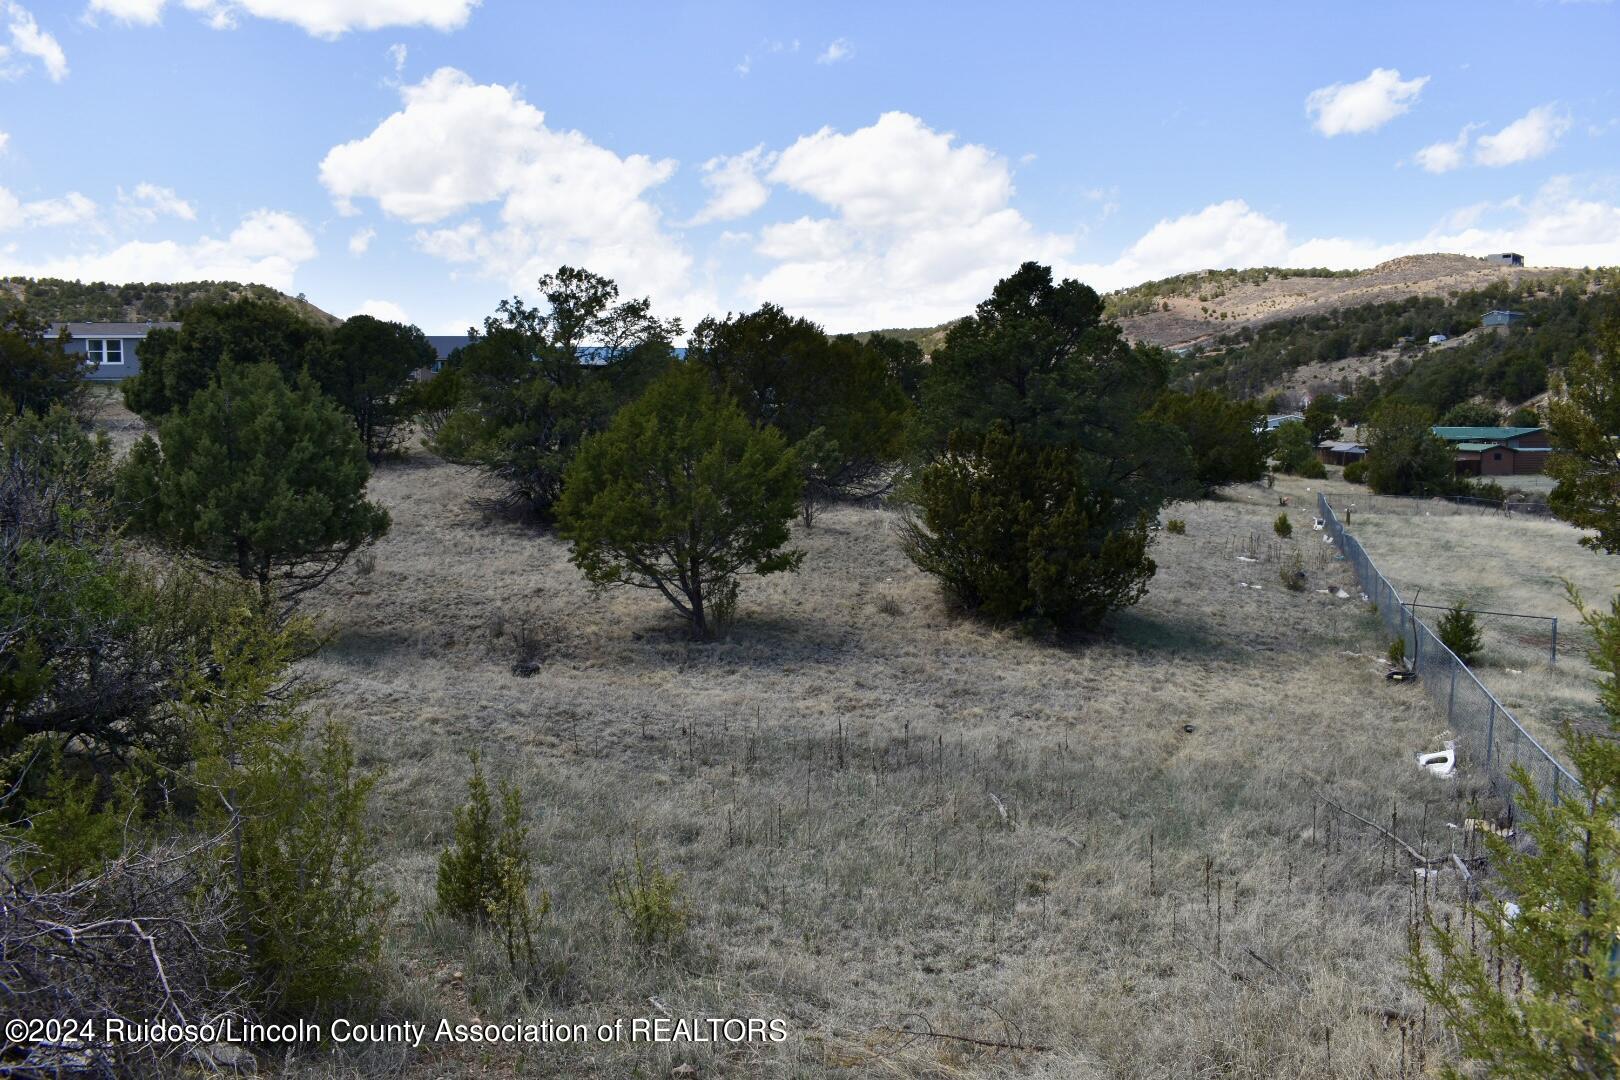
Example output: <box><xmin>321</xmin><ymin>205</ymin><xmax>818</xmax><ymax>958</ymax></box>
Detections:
<box><xmin>1</xmin><ymin>276</ymin><xmax>343</xmax><ymax>327</ymax></box>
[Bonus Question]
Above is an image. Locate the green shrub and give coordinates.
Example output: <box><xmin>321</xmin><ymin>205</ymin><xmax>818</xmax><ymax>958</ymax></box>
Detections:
<box><xmin>1279</xmin><ymin>552</ymin><xmax>1306</xmax><ymax>591</ymax></box>
<box><xmin>1273</xmin><ymin>513</ymin><xmax>1292</xmax><ymax>538</ymax></box>
<box><xmin>610</xmin><ymin>842</ymin><xmax>691</xmax><ymax>951</ymax></box>
<box><xmin>1388</xmin><ymin>637</ymin><xmax>1407</xmax><ymax>667</ymax></box>
<box><xmin>900</xmin><ymin>426</ymin><xmax>1156</xmax><ymax>630</ymax></box>
<box><xmin>189</xmin><ymin>609</ymin><xmax>389</xmax><ymax>1018</ymax></box>
<box><xmin>1165</xmin><ymin>518</ymin><xmax>1186</xmax><ymax>535</ymax></box>
<box><xmin>1437</xmin><ymin>603</ymin><xmax>1484</xmax><ymax>663</ymax></box>
<box><xmin>436</xmin><ymin>754</ymin><xmax>548</xmax><ymax>968</ymax></box>
<box><xmin>1343</xmin><ymin>459</ymin><xmax>1368</xmax><ymax>484</ymax></box>
<box><xmin>8</xmin><ymin>747</ymin><xmax>139</xmax><ymax>887</ymax></box>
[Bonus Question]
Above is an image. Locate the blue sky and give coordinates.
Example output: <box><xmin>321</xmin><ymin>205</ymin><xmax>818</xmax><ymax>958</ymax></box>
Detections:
<box><xmin>2</xmin><ymin>1</ymin><xmax>1618</xmax><ymax>333</ymax></box>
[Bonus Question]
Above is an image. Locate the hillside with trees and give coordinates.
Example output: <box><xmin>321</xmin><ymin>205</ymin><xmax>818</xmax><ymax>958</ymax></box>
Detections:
<box><xmin>1</xmin><ymin>276</ymin><xmax>342</xmax><ymax>327</ymax></box>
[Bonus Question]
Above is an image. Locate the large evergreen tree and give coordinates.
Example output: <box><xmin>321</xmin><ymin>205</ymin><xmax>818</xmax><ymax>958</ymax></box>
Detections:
<box><xmin>688</xmin><ymin>304</ymin><xmax>911</xmax><ymax>504</ymax></box>
<box><xmin>1411</xmin><ymin>587</ymin><xmax>1620</xmax><ymax>1078</ymax></box>
<box><xmin>122</xmin><ymin>298</ymin><xmax>332</xmax><ymax>419</ymax></box>
<box><xmin>916</xmin><ymin>261</ymin><xmax>1191</xmax><ymax>514</ymax></box>
<box><xmin>1364</xmin><ymin>400</ymin><xmax>1455</xmax><ymax>496</ymax></box>
<box><xmin>430</xmin><ymin>267</ymin><xmax>679</xmax><ymax>520</ymax></box>
<box><xmin>557</xmin><ymin>362</ymin><xmax>802</xmax><ymax>639</ymax></box>
<box><xmin>900</xmin><ymin>425</ymin><xmax>1155</xmax><ymax>630</ymax></box>
<box><xmin>1547</xmin><ymin>320</ymin><xmax>1620</xmax><ymax>552</ymax></box>
<box><xmin>120</xmin><ymin>362</ymin><xmax>389</xmax><ymax>606</ymax></box>
<box><xmin>0</xmin><ymin>308</ymin><xmax>86</xmax><ymax>419</ymax></box>
<box><xmin>313</xmin><ymin>314</ymin><xmax>437</xmax><ymax>460</ymax></box>
<box><xmin>1149</xmin><ymin>390</ymin><xmax>1268</xmax><ymax>495</ymax></box>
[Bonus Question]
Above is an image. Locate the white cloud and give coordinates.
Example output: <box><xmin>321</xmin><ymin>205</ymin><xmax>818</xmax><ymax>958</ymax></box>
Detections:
<box><xmin>348</xmin><ymin>226</ymin><xmax>375</xmax><ymax>255</ymax></box>
<box><xmin>118</xmin><ymin>181</ymin><xmax>196</xmax><ymax>222</ymax></box>
<box><xmin>388</xmin><ymin>41</ymin><xmax>406</xmax><ymax>72</ymax></box>
<box><xmin>1474</xmin><ymin>104</ymin><xmax>1570</xmax><ymax>166</ymax></box>
<box><xmin>83</xmin><ymin>0</ymin><xmax>164</xmax><ymax>20</ymax></box>
<box><xmin>742</xmin><ymin>112</ymin><xmax>1073</xmax><ymax>330</ymax></box>
<box><xmin>1064</xmin><ymin>200</ymin><xmax>1291</xmax><ymax>292</ymax></box>
<box><xmin>0</xmin><ymin>188</ymin><xmax>97</xmax><ymax>229</ymax></box>
<box><xmin>687</xmin><ymin>145</ymin><xmax>772</xmax><ymax>225</ymax></box>
<box><xmin>321</xmin><ymin>67</ymin><xmax>705</xmax><ymax>319</ymax></box>
<box><xmin>735</xmin><ymin>54</ymin><xmax>750</xmax><ymax>77</ymax></box>
<box><xmin>1414</xmin><ymin>126</ymin><xmax>1473</xmax><ymax>173</ymax></box>
<box><xmin>0</xmin><ymin>131</ymin><xmax>8</xmax><ymax>154</ymax></box>
<box><xmin>5</xmin><ymin>2</ymin><xmax>68</xmax><ymax>81</ymax></box>
<box><xmin>5</xmin><ymin>208</ymin><xmax>316</xmax><ymax>290</ymax></box>
<box><xmin>353</xmin><ymin>298</ymin><xmax>409</xmax><ymax>322</ymax></box>
<box><xmin>1305</xmin><ymin>67</ymin><xmax>1428</xmax><ymax>136</ymax></box>
<box><xmin>87</xmin><ymin>0</ymin><xmax>479</xmax><ymax>37</ymax></box>
<box><xmin>816</xmin><ymin>38</ymin><xmax>852</xmax><ymax>64</ymax></box>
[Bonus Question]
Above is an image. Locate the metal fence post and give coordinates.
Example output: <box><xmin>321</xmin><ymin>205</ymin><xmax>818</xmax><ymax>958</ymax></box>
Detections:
<box><xmin>1551</xmin><ymin>617</ymin><xmax>1558</xmax><ymax>666</ymax></box>
<box><xmin>1553</xmin><ymin>769</ymin><xmax>1561</xmax><ymax>808</ymax></box>
<box><xmin>1448</xmin><ymin>663</ymin><xmax>1457</xmax><ymax>722</ymax></box>
<box><xmin>1485</xmin><ymin>700</ymin><xmax>1496</xmax><ymax>769</ymax></box>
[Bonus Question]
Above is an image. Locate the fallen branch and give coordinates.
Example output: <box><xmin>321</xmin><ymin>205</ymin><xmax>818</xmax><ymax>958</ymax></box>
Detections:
<box><xmin>1321</xmin><ymin>798</ymin><xmax>1447</xmax><ymax>866</ymax></box>
<box><xmin>878</xmin><ymin>1026</ymin><xmax>1050</xmax><ymax>1053</ymax></box>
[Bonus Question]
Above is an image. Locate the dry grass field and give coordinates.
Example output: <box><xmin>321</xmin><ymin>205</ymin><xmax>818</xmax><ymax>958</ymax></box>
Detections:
<box><xmin>269</xmin><ymin>452</ymin><xmax>1501</xmax><ymax>1079</ymax></box>
<box><xmin>1320</xmin><ymin>488</ymin><xmax>1614</xmax><ymax>755</ymax></box>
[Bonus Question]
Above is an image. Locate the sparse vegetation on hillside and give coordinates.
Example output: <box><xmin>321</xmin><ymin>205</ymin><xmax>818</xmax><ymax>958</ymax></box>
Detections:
<box><xmin>1105</xmin><ymin>265</ymin><xmax>1356</xmax><ymax>318</ymax></box>
<box><xmin>2</xmin><ymin>275</ymin><xmax>340</xmax><ymax>326</ymax></box>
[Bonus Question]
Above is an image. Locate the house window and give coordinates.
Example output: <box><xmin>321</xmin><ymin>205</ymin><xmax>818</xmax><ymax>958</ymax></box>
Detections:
<box><xmin>86</xmin><ymin>339</ymin><xmax>124</xmax><ymax>366</ymax></box>
<box><xmin>1493</xmin><ymin>452</ymin><xmax>1503</xmax><ymax>461</ymax></box>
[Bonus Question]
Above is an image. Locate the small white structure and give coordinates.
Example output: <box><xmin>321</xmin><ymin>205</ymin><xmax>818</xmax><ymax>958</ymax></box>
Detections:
<box><xmin>1428</xmin><ymin>333</ymin><xmax>1448</xmax><ymax>345</ymax></box>
<box><xmin>1418</xmin><ymin>741</ymin><xmax>1457</xmax><ymax>778</ymax></box>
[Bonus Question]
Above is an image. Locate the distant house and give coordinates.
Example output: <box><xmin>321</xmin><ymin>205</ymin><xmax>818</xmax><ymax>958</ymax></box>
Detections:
<box><xmin>1427</xmin><ymin>333</ymin><xmax>1448</xmax><ymax>345</ymax></box>
<box><xmin>1484</xmin><ymin>252</ymin><xmax>1525</xmax><ymax>268</ymax></box>
<box><xmin>1316</xmin><ymin>440</ymin><xmax>1368</xmax><ymax>467</ymax></box>
<box><xmin>422</xmin><ymin>334</ymin><xmax>474</xmax><ymax>375</ymax></box>
<box><xmin>43</xmin><ymin>321</ymin><xmax>181</xmax><ymax>382</ymax></box>
<box><xmin>1432</xmin><ymin>425</ymin><xmax>1551</xmax><ymax>476</ymax></box>
<box><xmin>1258</xmin><ymin>413</ymin><xmax>1305</xmax><ymax>433</ymax></box>
<box><xmin>1482</xmin><ymin>309</ymin><xmax>1527</xmax><ymax>328</ymax></box>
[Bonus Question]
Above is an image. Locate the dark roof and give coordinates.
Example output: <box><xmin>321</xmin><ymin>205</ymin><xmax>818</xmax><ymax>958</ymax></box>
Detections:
<box><xmin>425</xmin><ymin>335</ymin><xmax>474</xmax><ymax>360</ymax></box>
<box><xmin>1432</xmin><ymin>425</ymin><xmax>1542</xmax><ymax>442</ymax></box>
<box><xmin>46</xmin><ymin>321</ymin><xmax>181</xmax><ymax>338</ymax></box>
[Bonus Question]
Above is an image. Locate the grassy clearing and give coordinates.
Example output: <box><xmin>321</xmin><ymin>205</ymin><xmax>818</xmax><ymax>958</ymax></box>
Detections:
<box><xmin>1318</xmin><ymin>486</ymin><xmax>1613</xmax><ymax>751</ymax></box>
<box><xmin>277</xmin><ymin>453</ymin><xmax>1490</xmax><ymax>1078</ymax></box>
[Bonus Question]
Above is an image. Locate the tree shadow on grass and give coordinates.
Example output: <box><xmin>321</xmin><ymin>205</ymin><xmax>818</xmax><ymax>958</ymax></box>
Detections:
<box><xmin>1108</xmin><ymin>606</ymin><xmax>1259</xmax><ymax>662</ymax></box>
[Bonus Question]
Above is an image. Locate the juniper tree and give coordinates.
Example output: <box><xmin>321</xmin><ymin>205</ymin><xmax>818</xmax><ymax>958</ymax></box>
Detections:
<box><xmin>557</xmin><ymin>361</ymin><xmax>802</xmax><ymax>639</ymax></box>
<box><xmin>120</xmin><ymin>362</ymin><xmax>389</xmax><ymax>607</ymax></box>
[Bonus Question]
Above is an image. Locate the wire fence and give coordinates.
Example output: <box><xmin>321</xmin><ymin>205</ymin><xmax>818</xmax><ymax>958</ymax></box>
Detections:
<box><xmin>1318</xmin><ymin>493</ymin><xmax>1581</xmax><ymax>812</ymax></box>
<box><xmin>1319</xmin><ymin>489</ymin><xmax>1555</xmax><ymax>519</ymax></box>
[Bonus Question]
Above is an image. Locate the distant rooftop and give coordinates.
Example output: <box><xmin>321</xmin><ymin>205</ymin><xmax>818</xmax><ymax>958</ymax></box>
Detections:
<box><xmin>45</xmin><ymin>321</ymin><xmax>181</xmax><ymax>337</ymax></box>
<box><xmin>1431</xmin><ymin>425</ymin><xmax>1541</xmax><ymax>441</ymax></box>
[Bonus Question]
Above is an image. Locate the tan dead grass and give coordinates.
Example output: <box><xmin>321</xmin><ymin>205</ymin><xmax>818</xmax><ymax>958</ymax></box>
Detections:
<box><xmin>1320</xmin><ymin>487</ymin><xmax>1615</xmax><ymax>756</ymax></box>
<box><xmin>279</xmin><ymin>454</ymin><xmax>1492</xmax><ymax>1078</ymax></box>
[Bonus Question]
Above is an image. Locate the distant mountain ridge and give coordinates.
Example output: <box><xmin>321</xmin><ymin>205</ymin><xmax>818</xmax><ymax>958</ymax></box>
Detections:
<box><xmin>1</xmin><ymin>277</ymin><xmax>342</xmax><ymax>328</ymax></box>
<box><xmin>859</xmin><ymin>254</ymin><xmax>1591</xmax><ymax>356</ymax></box>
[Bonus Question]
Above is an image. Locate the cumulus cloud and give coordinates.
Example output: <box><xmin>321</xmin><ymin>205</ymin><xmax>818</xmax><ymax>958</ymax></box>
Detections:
<box><xmin>118</xmin><ymin>182</ymin><xmax>196</xmax><ymax>223</ymax></box>
<box><xmin>1414</xmin><ymin>126</ymin><xmax>1473</xmax><ymax>173</ymax></box>
<box><xmin>87</xmin><ymin>0</ymin><xmax>479</xmax><ymax>37</ymax></box>
<box><xmin>353</xmin><ymin>298</ymin><xmax>409</xmax><ymax>322</ymax></box>
<box><xmin>3</xmin><ymin>2</ymin><xmax>68</xmax><ymax>81</ymax></box>
<box><xmin>739</xmin><ymin>111</ymin><xmax>1073</xmax><ymax>329</ymax></box>
<box><xmin>816</xmin><ymin>38</ymin><xmax>852</xmax><ymax>64</ymax></box>
<box><xmin>348</xmin><ymin>226</ymin><xmax>375</xmax><ymax>255</ymax></box>
<box><xmin>687</xmin><ymin>146</ymin><xmax>772</xmax><ymax>225</ymax></box>
<box><xmin>6</xmin><ymin>209</ymin><xmax>316</xmax><ymax>290</ymax></box>
<box><xmin>321</xmin><ymin>67</ymin><xmax>704</xmax><ymax>318</ymax></box>
<box><xmin>0</xmin><ymin>188</ymin><xmax>97</xmax><ymax>229</ymax></box>
<box><xmin>1474</xmin><ymin>104</ymin><xmax>1570</xmax><ymax>166</ymax></box>
<box><xmin>1305</xmin><ymin>67</ymin><xmax>1427</xmax><ymax>136</ymax></box>
<box><xmin>388</xmin><ymin>41</ymin><xmax>406</xmax><ymax>72</ymax></box>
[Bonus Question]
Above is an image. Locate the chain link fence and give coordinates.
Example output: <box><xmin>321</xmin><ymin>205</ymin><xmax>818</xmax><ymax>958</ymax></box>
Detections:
<box><xmin>1318</xmin><ymin>493</ymin><xmax>1580</xmax><ymax>812</ymax></box>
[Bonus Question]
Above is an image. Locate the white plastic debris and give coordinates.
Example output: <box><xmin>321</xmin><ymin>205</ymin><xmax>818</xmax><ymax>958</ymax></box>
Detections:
<box><xmin>1312</xmin><ymin>517</ymin><xmax>1325</xmax><ymax>531</ymax></box>
<box><xmin>1323</xmin><ymin>534</ymin><xmax>1335</xmax><ymax>544</ymax></box>
<box><xmin>1237</xmin><ymin>555</ymin><xmax>1258</xmax><ymax>562</ymax></box>
<box><xmin>1417</xmin><ymin>741</ymin><xmax>1457</xmax><ymax>778</ymax></box>
<box><xmin>1335</xmin><ymin>588</ymin><xmax>1351</xmax><ymax>599</ymax></box>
